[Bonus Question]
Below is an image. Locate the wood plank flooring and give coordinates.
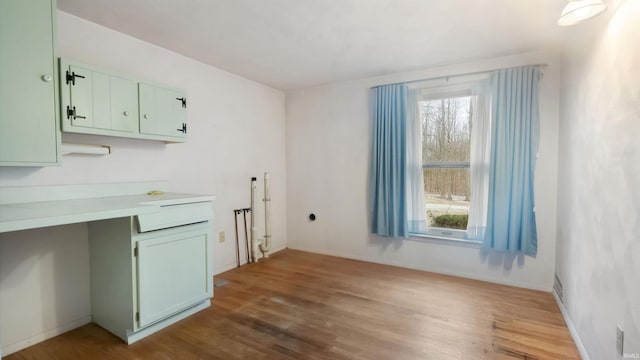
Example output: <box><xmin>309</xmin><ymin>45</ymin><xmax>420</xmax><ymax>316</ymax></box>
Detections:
<box><xmin>6</xmin><ymin>249</ymin><xmax>580</xmax><ymax>359</ymax></box>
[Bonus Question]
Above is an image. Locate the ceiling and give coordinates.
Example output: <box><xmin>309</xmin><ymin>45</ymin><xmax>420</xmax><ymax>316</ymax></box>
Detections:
<box><xmin>57</xmin><ymin>0</ymin><xmax>565</xmax><ymax>90</ymax></box>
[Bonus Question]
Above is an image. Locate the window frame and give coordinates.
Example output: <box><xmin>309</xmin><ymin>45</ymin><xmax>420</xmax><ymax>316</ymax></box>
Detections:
<box><xmin>408</xmin><ymin>80</ymin><xmax>481</xmax><ymax>243</ymax></box>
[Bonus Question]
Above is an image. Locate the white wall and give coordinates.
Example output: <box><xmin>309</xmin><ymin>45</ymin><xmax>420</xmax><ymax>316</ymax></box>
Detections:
<box><xmin>556</xmin><ymin>0</ymin><xmax>640</xmax><ymax>359</ymax></box>
<box><xmin>0</xmin><ymin>11</ymin><xmax>286</xmax><ymax>354</ymax></box>
<box><xmin>285</xmin><ymin>50</ymin><xmax>560</xmax><ymax>291</ymax></box>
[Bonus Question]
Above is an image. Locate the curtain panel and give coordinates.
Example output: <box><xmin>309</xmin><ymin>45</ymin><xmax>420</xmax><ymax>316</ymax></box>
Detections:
<box><xmin>485</xmin><ymin>66</ymin><xmax>541</xmax><ymax>256</ymax></box>
<box><xmin>467</xmin><ymin>83</ymin><xmax>492</xmax><ymax>241</ymax></box>
<box><xmin>369</xmin><ymin>84</ymin><xmax>409</xmax><ymax>237</ymax></box>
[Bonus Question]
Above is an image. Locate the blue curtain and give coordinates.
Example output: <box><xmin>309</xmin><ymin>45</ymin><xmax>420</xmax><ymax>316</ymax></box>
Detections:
<box><xmin>369</xmin><ymin>84</ymin><xmax>408</xmax><ymax>237</ymax></box>
<box><xmin>485</xmin><ymin>66</ymin><xmax>540</xmax><ymax>256</ymax></box>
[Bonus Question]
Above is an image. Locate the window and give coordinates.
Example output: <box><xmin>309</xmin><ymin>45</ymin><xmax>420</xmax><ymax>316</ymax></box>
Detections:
<box><xmin>421</xmin><ymin>95</ymin><xmax>472</xmax><ymax>239</ymax></box>
<box><xmin>372</xmin><ymin>66</ymin><xmax>540</xmax><ymax>254</ymax></box>
<box><xmin>407</xmin><ymin>80</ymin><xmax>486</xmax><ymax>241</ymax></box>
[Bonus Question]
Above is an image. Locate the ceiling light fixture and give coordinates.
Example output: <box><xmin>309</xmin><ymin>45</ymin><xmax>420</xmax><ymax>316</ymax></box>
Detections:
<box><xmin>558</xmin><ymin>0</ymin><xmax>608</xmax><ymax>26</ymax></box>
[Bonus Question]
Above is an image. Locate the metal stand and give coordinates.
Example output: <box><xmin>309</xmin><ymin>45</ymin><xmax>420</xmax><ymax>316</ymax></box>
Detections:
<box><xmin>242</xmin><ymin>208</ymin><xmax>251</xmax><ymax>263</ymax></box>
<box><xmin>233</xmin><ymin>209</ymin><xmax>242</xmax><ymax>268</ymax></box>
<box><xmin>233</xmin><ymin>207</ymin><xmax>251</xmax><ymax>266</ymax></box>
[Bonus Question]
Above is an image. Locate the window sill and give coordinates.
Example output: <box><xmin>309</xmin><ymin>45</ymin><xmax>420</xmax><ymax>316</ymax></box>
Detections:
<box><xmin>407</xmin><ymin>232</ymin><xmax>482</xmax><ymax>247</ymax></box>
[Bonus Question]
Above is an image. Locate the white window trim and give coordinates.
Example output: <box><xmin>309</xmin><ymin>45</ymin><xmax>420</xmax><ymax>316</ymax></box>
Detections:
<box><xmin>411</xmin><ymin>80</ymin><xmax>480</xmax><ymax>244</ymax></box>
<box><xmin>408</xmin><ymin>231</ymin><xmax>482</xmax><ymax>247</ymax></box>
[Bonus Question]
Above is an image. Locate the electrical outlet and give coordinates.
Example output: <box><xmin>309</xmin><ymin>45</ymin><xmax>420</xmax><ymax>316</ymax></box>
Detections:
<box><xmin>219</xmin><ymin>231</ymin><xmax>225</xmax><ymax>243</ymax></box>
<box><xmin>617</xmin><ymin>324</ymin><xmax>624</xmax><ymax>356</ymax></box>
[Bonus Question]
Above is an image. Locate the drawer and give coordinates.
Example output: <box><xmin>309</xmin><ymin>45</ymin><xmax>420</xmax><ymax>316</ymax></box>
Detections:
<box><xmin>136</xmin><ymin>202</ymin><xmax>213</xmax><ymax>233</ymax></box>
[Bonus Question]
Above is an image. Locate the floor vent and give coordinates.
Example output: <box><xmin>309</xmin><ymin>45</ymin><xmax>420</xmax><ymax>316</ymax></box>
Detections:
<box><xmin>553</xmin><ymin>274</ymin><xmax>563</xmax><ymax>303</ymax></box>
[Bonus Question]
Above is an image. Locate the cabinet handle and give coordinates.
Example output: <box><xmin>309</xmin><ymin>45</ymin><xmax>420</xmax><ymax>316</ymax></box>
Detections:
<box><xmin>123</xmin><ymin>111</ymin><xmax>129</xmax><ymax>116</ymax></box>
<box><xmin>143</xmin><ymin>114</ymin><xmax>149</xmax><ymax>119</ymax></box>
<box><xmin>41</xmin><ymin>74</ymin><xmax>53</xmax><ymax>82</ymax></box>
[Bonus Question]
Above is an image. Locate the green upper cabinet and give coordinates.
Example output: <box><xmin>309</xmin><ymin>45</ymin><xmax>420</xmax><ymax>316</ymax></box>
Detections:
<box><xmin>110</xmin><ymin>76</ymin><xmax>139</xmax><ymax>133</ymax></box>
<box><xmin>0</xmin><ymin>0</ymin><xmax>60</xmax><ymax>166</ymax></box>
<box><xmin>61</xmin><ymin>58</ymin><xmax>187</xmax><ymax>143</ymax></box>
<box><xmin>65</xmin><ymin>65</ymin><xmax>112</xmax><ymax>130</ymax></box>
<box><xmin>139</xmin><ymin>83</ymin><xmax>187</xmax><ymax>140</ymax></box>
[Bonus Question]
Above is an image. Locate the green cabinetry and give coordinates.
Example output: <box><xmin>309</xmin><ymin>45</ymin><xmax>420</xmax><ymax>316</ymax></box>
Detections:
<box><xmin>0</xmin><ymin>0</ymin><xmax>60</xmax><ymax>166</ymax></box>
<box><xmin>139</xmin><ymin>83</ymin><xmax>187</xmax><ymax>140</ymax></box>
<box><xmin>110</xmin><ymin>76</ymin><xmax>139</xmax><ymax>133</ymax></box>
<box><xmin>60</xmin><ymin>59</ymin><xmax>187</xmax><ymax>142</ymax></box>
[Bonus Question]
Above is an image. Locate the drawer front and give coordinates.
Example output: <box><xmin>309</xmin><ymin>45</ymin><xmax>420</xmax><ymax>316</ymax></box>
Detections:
<box><xmin>136</xmin><ymin>202</ymin><xmax>213</xmax><ymax>233</ymax></box>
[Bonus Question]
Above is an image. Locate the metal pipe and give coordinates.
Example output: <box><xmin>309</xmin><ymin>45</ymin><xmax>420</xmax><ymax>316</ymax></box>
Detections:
<box><xmin>259</xmin><ymin>172</ymin><xmax>272</xmax><ymax>258</ymax></box>
<box><xmin>250</xmin><ymin>177</ymin><xmax>259</xmax><ymax>262</ymax></box>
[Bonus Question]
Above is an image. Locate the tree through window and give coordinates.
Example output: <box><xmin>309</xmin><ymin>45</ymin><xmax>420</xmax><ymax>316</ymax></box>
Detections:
<box><xmin>420</xmin><ymin>96</ymin><xmax>472</xmax><ymax>231</ymax></box>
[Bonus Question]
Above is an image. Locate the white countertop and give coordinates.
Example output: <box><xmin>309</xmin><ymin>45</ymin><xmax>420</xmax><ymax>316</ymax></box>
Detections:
<box><xmin>0</xmin><ymin>192</ymin><xmax>215</xmax><ymax>233</ymax></box>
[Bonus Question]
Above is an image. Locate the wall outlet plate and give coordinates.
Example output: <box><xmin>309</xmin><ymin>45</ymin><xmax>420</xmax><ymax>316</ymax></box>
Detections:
<box><xmin>617</xmin><ymin>324</ymin><xmax>624</xmax><ymax>356</ymax></box>
<box><xmin>219</xmin><ymin>231</ymin><xmax>225</xmax><ymax>243</ymax></box>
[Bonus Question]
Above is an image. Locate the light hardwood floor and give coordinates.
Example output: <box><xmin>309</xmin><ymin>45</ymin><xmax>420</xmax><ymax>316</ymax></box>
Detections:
<box><xmin>6</xmin><ymin>249</ymin><xmax>580</xmax><ymax>359</ymax></box>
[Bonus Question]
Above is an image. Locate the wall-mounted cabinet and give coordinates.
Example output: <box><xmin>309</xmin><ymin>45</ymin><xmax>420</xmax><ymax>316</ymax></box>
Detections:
<box><xmin>139</xmin><ymin>83</ymin><xmax>187</xmax><ymax>140</ymax></box>
<box><xmin>0</xmin><ymin>0</ymin><xmax>60</xmax><ymax>166</ymax></box>
<box><xmin>60</xmin><ymin>59</ymin><xmax>187</xmax><ymax>143</ymax></box>
<box><xmin>65</xmin><ymin>65</ymin><xmax>138</xmax><ymax>133</ymax></box>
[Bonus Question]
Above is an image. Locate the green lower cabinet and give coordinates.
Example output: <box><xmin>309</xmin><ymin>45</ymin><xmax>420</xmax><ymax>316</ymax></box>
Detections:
<box><xmin>0</xmin><ymin>0</ymin><xmax>60</xmax><ymax>166</ymax></box>
<box><xmin>60</xmin><ymin>58</ymin><xmax>187</xmax><ymax>143</ymax></box>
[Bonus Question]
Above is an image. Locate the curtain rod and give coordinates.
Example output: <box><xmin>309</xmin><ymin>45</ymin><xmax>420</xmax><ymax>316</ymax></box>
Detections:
<box><xmin>370</xmin><ymin>63</ymin><xmax>548</xmax><ymax>89</ymax></box>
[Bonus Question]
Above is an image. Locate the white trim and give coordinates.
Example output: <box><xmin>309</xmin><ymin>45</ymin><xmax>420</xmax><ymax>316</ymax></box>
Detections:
<box><xmin>553</xmin><ymin>291</ymin><xmax>590</xmax><ymax>360</ymax></box>
<box><xmin>288</xmin><ymin>245</ymin><xmax>550</xmax><ymax>292</ymax></box>
<box><xmin>408</xmin><ymin>232</ymin><xmax>482</xmax><ymax>247</ymax></box>
<box><xmin>125</xmin><ymin>301</ymin><xmax>210</xmax><ymax>344</ymax></box>
<box><xmin>215</xmin><ymin>262</ymin><xmax>239</xmax><ymax>275</ymax></box>
<box><xmin>1</xmin><ymin>315</ymin><xmax>92</xmax><ymax>356</ymax></box>
<box><xmin>214</xmin><ymin>244</ymin><xmax>288</xmax><ymax>275</ymax></box>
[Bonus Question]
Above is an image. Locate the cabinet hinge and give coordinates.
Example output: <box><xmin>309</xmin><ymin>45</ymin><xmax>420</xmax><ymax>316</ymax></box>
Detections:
<box><xmin>177</xmin><ymin>123</ymin><xmax>187</xmax><ymax>134</ymax></box>
<box><xmin>66</xmin><ymin>105</ymin><xmax>86</xmax><ymax>120</ymax></box>
<box><xmin>65</xmin><ymin>70</ymin><xmax>85</xmax><ymax>85</ymax></box>
<box><xmin>136</xmin><ymin>312</ymin><xmax>140</xmax><ymax>322</ymax></box>
<box><xmin>176</xmin><ymin>97</ymin><xmax>187</xmax><ymax>108</ymax></box>
<box><xmin>134</xmin><ymin>247</ymin><xmax>138</xmax><ymax>257</ymax></box>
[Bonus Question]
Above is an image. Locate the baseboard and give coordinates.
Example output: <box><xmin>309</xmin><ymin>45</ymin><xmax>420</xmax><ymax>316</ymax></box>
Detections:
<box><xmin>553</xmin><ymin>291</ymin><xmax>590</xmax><ymax>360</ymax></box>
<box><xmin>263</xmin><ymin>245</ymin><xmax>287</xmax><ymax>257</ymax></box>
<box><xmin>215</xmin><ymin>261</ymin><xmax>239</xmax><ymax>275</ymax></box>
<box><xmin>1</xmin><ymin>315</ymin><xmax>92</xmax><ymax>356</ymax></box>
<box><xmin>125</xmin><ymin>301</ymin><xmax>210</xmax><ymax>344</ymax></box>
<box><xmin>287</xmin><ymin>244</ymin><xmax>551</xmax><ymax>292</ymax></box>
<box><xmin>214</xmin><ymin>245</ymin><xmax>288</xmax><ymax>275</ymax></box>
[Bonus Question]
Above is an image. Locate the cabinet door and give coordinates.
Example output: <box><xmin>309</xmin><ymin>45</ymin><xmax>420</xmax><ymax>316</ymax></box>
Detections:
<box><xmin>110</xmin><ymin>76</ymin><xmax>138</xmax><ymax>132</ymax></box>
<box><xmin>136</xmin><ymin>228</ymin><xmax>211</xmax><ymax>328</ymax></box>
<box><xmin>66</xmin><ymin>66</ymin><xmax>111</xmax><ymax>129</ymax></box>
<box><xmin>139</xmin><ymin>83</ymin><xmax>187</xmax><ymax>139</ymax></box>
<box><xmin>0</xmin><ymin>0</ymin><xmax>59</xmax><ymax>166</ymax></box>
<box><xmin>67</xmin><ymin>65</ymin><xmax>93</xmax><ymax>127</ymax></box>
